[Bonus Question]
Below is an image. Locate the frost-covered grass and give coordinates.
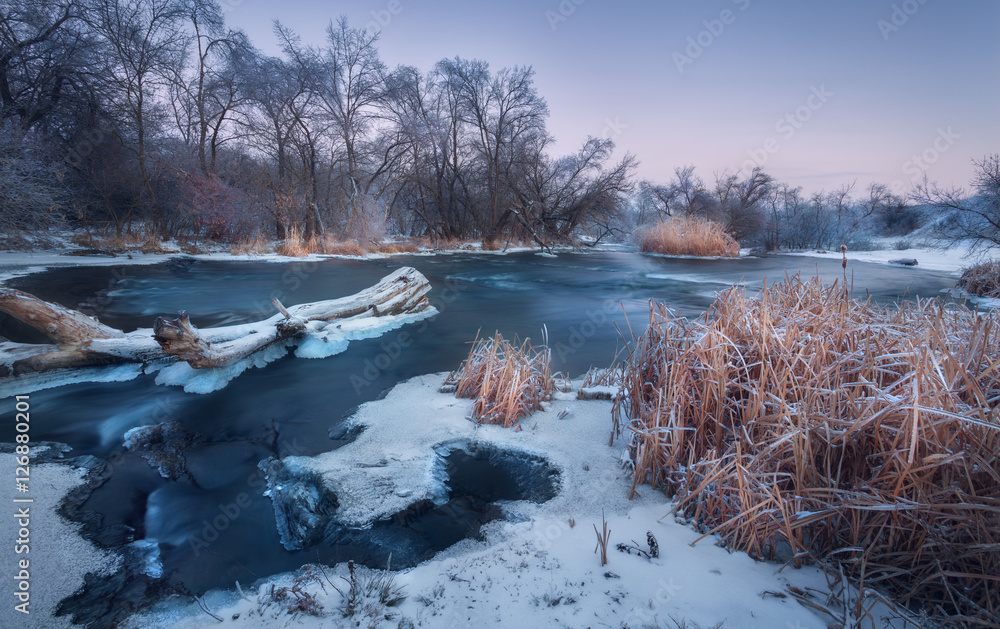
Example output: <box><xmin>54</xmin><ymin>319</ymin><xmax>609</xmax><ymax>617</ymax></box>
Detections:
<box><xmin>639</xmin><ymin>217</ymin><xmax>740</xmax><ymax>258</ymax></box>
<box><xmin>957</xmin><ymin>259</ymin><xmax>1000</xmax><ymax>297</ymax></box>
<box><xmin>612</xmin><ymin>275</ymin><xmax>1000</xmax><ymax>625</ymax></box>
<box><xmin>447</xmin><ymin>331</ymin><xmax>555</xmax><ymax>428</ymax></box>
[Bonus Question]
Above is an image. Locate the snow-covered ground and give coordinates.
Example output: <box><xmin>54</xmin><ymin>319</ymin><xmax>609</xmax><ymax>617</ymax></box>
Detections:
<box><xmin>786</xmin><ymin>238</ymin><xmax>998</xmax><ymax>275</ymax></box>
<box><xmin>0</xmin><ymin>452</ymin><xmax>119</xmax><ymax>629</ymax></box>
<box><xmin>0</xmin><ymin>234</ymin><xmax>557</xmax><ymax>283</ymax></box>
<box><xmin>119</xmin><ymin>374</ymin><xmax>906</xmax><ymax>629</ymax></box>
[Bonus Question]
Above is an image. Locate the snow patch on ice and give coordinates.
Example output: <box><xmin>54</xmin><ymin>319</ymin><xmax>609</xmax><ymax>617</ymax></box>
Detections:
<box><xmin>0</xmin><ymin>462</ymin><xmax>119</xmax><ymax>629</ymax></box>
<box><xmin>0</xmin><ymin>363</ymin><xmax>145</xmax><ymax>399</ymax></box>
<box><xmin>293</xmin><ymin>308</ymin><xmax>437</xmax><ymax>360</ymax></box>
<box><xmin>787</xmin><ymin>240</ymin><xmax>999</xmax><ymax>275</ymax></box>
<box><xmin>155</xmin><ymin>340</ymin><xmax>292</xmax><ymax>394</ymax></box>
<box><xmin>154</xmin><ymin>307</ymin><xmax>437</xmax><ymax>393</ymax></box>
<box><xmin>130</xmin><ymin>540</ymin><xmax>164</xmax><ymax>579</ymax></box>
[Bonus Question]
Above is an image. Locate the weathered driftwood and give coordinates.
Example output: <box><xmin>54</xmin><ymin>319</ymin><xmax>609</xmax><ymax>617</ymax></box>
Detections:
<box><xmin>0</xmin><ymin>266</ymin><xmax>432</xmax><ymax>378</ymax></box>
<box><xmin>0</xmin><ymin>287</ymin><xmax>125</xmax><ymax>345</ymax></box>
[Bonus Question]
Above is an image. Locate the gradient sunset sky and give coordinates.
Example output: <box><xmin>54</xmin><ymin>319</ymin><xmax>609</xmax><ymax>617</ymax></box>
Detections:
<box><xmin>224</xmin><ymin>0</ymin><xmax>999</xmax><ymax>195</ymax></box>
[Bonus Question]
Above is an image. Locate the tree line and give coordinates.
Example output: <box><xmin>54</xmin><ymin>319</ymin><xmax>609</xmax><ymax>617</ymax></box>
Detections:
<box><xmin>2</xmin><ymin>0</ymin><xmax>994</xmax><ymax>250</ymax></box>
<box><xmin>0</xmin><ymin>0</ymin><xmax>635</xmax><ymax>246</ymax></box>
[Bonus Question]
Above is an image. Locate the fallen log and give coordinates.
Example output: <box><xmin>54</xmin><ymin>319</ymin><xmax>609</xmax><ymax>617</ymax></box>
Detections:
<box><xmin>0</xmin><ymin>287</ymin><xmax>125</xmax><ymax>345</ymax></box>
<box><xmin>0</xmin><ymin>266</ymin><xmax>433</xmax><ymax>380</ymax></box>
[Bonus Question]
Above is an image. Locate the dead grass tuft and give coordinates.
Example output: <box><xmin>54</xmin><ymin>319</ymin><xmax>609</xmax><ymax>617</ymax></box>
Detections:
<box><xmin>276</xmin><ymin>227</ymin><xmax>310</xmax><ymax>257</ymax></box>
<box><xmin>958</xmin><ymin>259</ymin><xmax>1000</xmax><ymax>298</ymax></box>
<box><xmin>324</xmin><ymin>239</ymin><xmax>368</xmax><ymax>256</ymax></box>
<box><xmin>230</xmin><ymin>232</ymin><xmax>271</xmax><ymax>256</ymax></box>
<box><xmin>613</xmin><ymin>275</ymin><xmax>1000</xmax><ymax>625</ymax></box>
<box><xmin>639</xmin><ymin>217</ymin><xmax>739</xmax><ymax>257</ymax></box>
<box><xmin>373</xmin><ymin>240</ymin><xmax>419</xmax><ymax>254</ymax></box>
<box><xmin>448</xmin><ymin>331</ymin><xmax>555</xmax><ymax>428</ymax></box>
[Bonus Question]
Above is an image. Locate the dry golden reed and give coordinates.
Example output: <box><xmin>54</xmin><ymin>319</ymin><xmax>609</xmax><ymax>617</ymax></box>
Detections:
<box><xmin>450</xmin><ymin>331</ymin><xmax>554</xmax><ymax>428</ymax></box>
<box><xmin>958</xmin><ymin>259</ymin><xmax>1000</xmax><ymax>298</ymax></box>
<box><xmin>613</xmin><ymin>275</ymin><xmax>1000</xmax><ymax>625</ymax></box>
<box><xmin>275</xmin><ymin>226</ymin><xmax>309</xmax><ymax>257</ymax></box>
<box><xmin>324</xmin><ymin>239</ymin><xmax>369</xmax><ymax>256</ymax></box>
<box><xmin>230</xmin><ymin>231</ymin><xmax>272</xmax><ymax>256</ymax></box>
<box><xmin>639</xmin><ymin>216</ymin><xmax>740</xmax><ymax>257</ymax></box>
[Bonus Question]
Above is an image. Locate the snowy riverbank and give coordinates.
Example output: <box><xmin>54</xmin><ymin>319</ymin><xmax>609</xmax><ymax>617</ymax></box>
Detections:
<box><xmin>0</xmin><ymin>450</ymin><xmax>119</xmax><ymax>629</ymax></box>
<box><xmin>786</xmin><ymin>239</ymin><xmax>997</xmax><ymax>275</ymax></box>
<box><xmin>119</xmin><ymin>373</ymin><xmax>905</xmax><ymax>629</ymax></box>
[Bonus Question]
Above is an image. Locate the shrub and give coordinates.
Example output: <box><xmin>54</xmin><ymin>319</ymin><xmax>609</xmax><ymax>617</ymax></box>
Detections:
<box><xmin>447</xmin><ymin>331</ymin><xmax>554</xmax><ymax>427</ymax></box>
<box><xmin>639</xmin><ymin>217</ymin><xmax>739</xmax><ymax>257</ymax></box>
<box><xmin>613</xmin><ymin>276</ymin><xmax>1000</xmax><ymax>625</ymax></box>
<box><xmin>958</xmin><ymin>260</ymin><xmax>1000</xmax><ymax>298</ymax></box>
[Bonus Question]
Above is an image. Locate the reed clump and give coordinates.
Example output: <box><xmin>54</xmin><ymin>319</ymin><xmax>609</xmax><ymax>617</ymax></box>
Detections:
<box><xmin>373</xmin><ymin>240</ymin><xmax>419</xmax><ymax>254</ymax></box>
<box><xmin>958</xmin><ymin>259</ymin><xmax>1000</xmax><ymax>298</ymax></box>
<box><xmin>613</xmin><ymin>275</ymin><xmax>1000</xmax><ymax>624</ymax></box>
<box><xmin>324</xmin><ymin>239</ymin><xmax>368</xmax><ymax>256</ymax></box>
<box><xmin>230</xmin><ymin>231</ymin><xmax>272</xmax><ymax>256</ymax></box>
<box><xmin>639</xmin><ymin>216</ymin><xmax>740</xmax><ymax>257</ymax></box>
<box><xmin>276</xmin><ymin>226</ymin><xmax>310</xmax><ymax>257</ymax></box>
<box><xmin>449</xmin><ymin>331</ymin><xmax>554</xmax><ymax>428</ymax></box>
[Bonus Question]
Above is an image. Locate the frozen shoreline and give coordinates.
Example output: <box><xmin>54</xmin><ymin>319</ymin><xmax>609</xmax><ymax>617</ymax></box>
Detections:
<box><xmin>121</xmin><ymin>373</ymin><xmax>904</xmax><ymax>629</ymax></box>
<box><xmin>0</xmin><ymin>451</ymin><xmax>119</xmax><ymax>629</ymax></box>
<box><xmin>0</xmin><ymin>238</ymin><xmax>568</xmax><ymax>284</ymax></box>
<box><xmin>785</xmin><ymin>240</ymin><xmax>997</xmax><ymax>275</ymax></box>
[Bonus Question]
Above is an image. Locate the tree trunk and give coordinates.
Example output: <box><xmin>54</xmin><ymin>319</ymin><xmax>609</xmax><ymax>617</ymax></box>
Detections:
<box><xmin>0</xmin><ymin>267</ymin><xmax>432</xmax><ymax>378</ymax></box>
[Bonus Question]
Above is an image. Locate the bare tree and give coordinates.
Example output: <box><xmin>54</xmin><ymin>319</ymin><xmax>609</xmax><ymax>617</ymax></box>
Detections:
<box><xmin>668</xmin><ymin>165</ymin><xmax>714</xmax><ymax>217</ymax></box>
<box><xmin>0</xmin><ymin>0</ymin><xmax>91</xmax><ymax>130</ymax></box>
<box><xmin>510</xmin><ymin>136</ymin><xmax>637</xmax><ymax>247</ymax></box>
<box><xmin>916</xmin><ymin>154</ymin><xmax>1000</xmax><ymax>251</ymax></box>
<box><xmin>713</xmin><ymin>166</ymin><xmax>772</xmax><ymax>241</ymax></box>
<box><xmin>91</xmin><ymin>0</ymin><xmax>189</xmax><ymax>237</ymax></box>
<box><xmin>168</xmin><ymin>0</ymin><xmax>251</xmax><ymax>175</ymax></box>
<box><xmin>0</xmin><ymin>123</ymin><xmax>67</xmax><ymax>235</ymax></box>
<box><xmin>441</xmin><ymin>57</ymin><xmax>548</xmax><ymax>241</ymax></box>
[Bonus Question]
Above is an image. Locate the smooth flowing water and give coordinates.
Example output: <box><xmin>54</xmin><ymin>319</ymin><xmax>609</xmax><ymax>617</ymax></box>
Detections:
<box><xmin>0</xmin><ymin>250</ymin><xmax>963</xmax><ymax>608</ymax></box>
